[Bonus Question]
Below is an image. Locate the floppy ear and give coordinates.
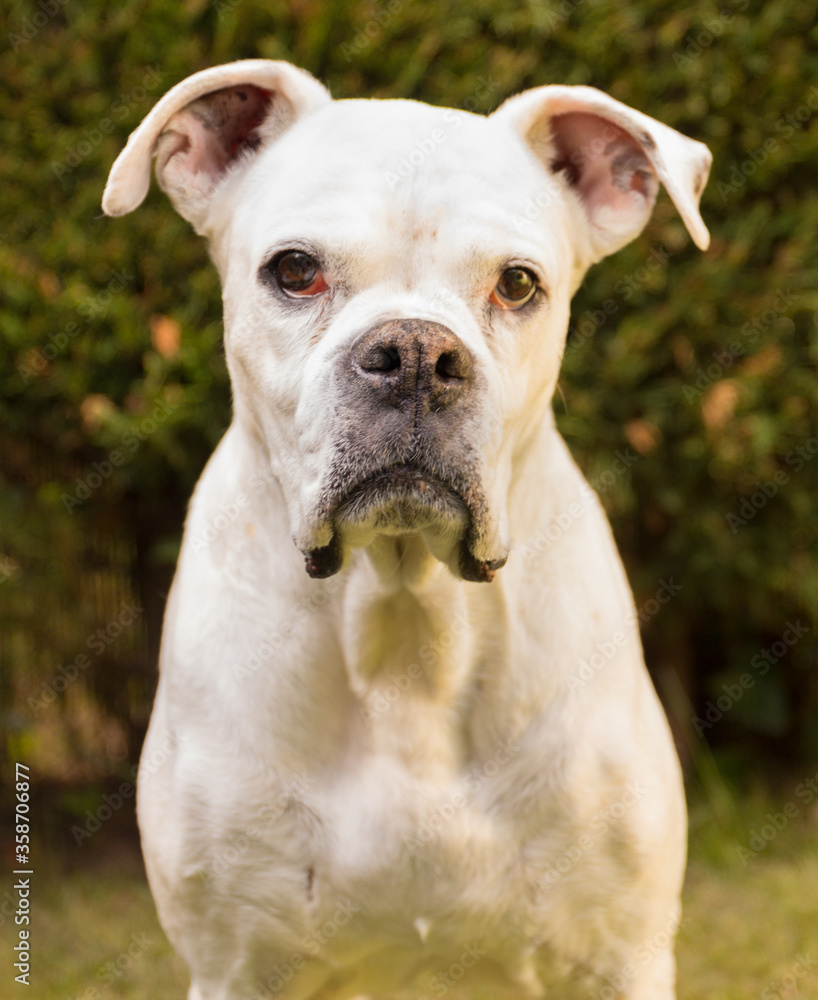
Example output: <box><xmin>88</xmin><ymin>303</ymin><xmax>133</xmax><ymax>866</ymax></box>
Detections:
<box><xmin>492</xmin><ymin>85</ymin><xmax>711</xmax><ymax>263</ymax></box>
<box><xmin>102</xmin><ymin>59</ymin><xmax>330</xmax><ymax>232</ymax></box>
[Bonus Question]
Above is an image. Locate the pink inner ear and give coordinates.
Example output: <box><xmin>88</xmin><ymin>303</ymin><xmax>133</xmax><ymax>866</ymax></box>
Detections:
<box><xmin>549</xmin><ymin>112</ymin><xmax>657</xmax><ymax>217</ymax></box>
<box><xmin>225</xmin><ymin>86</ymin><xmax>273</xmax><ymax>159</ymax></box>
<box><xmin>174</xmin><ymin>84</ymin><xmax>275</xmax><ymax>180</ymax></box>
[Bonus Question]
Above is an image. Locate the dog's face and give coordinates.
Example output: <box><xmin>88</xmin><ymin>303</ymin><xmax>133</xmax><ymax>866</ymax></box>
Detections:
<box><xmin>221</xmin><ymin>99</ymin><xmax>579</xmax><ymax>582</ymax></box>
<box><xmin>104</xmin><ymin>61</ymin><xmax>711</xmax><ymax>581</ymax></box>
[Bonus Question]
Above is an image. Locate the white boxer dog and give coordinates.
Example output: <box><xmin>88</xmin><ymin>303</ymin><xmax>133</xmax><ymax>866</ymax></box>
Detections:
<box><xmin>103</xmin><ymin>60</ymin><xmax>710</xmax><ymax>1000</ymax></box>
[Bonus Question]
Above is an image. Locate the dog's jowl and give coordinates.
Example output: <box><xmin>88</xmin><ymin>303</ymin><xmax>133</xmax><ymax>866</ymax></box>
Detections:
<box><xmin>104</xmin><ymin>60</ymin><xmax>711</xmax><ymax>1000</ymax></box>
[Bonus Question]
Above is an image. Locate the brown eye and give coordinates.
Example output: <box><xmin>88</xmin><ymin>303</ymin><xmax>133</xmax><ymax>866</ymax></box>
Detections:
<box><xmin>490</xmin><ymin>267</ymin><xmax>538</xmax><ymax>309</ymax></box>
<box><xmin>272</xmin><ymin>251</ymin><xmax>327</xmax><ymax>297</ymax></box>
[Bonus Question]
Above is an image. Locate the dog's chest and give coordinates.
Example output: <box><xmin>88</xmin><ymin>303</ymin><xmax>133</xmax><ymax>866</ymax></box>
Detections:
<box><xmin>222</xmin><ymin>748</ymin><xmax>554</xmax><ymax>998</ymax></box>
<box><xmin>314</xmin><ymin>592</ymin><xmax>537</xmax><ymax>955</ymax></box>
<box><xmin>149</xmin><ymin>569</ymin><xmax>637</xmax><ymax>997</ymax></box>
<box><xmin>150</xmin><ymin>669</ymin><xmax>636</xmax><ymax>1000</ymax></box>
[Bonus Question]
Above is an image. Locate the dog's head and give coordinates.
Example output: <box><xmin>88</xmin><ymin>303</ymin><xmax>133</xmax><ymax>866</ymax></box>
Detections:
<box><xmin>103</xmin><ymin>60</ymin><xmax>710</xmax><ymax>582</ymax></box>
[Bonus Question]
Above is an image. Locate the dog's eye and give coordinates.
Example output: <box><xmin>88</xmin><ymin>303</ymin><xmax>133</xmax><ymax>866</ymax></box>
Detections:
<box><xmin>271</xmin><ymin>250</ymin><xmax>328</xmax><ymax>297</ymax></box>
<box><xmin>490</xmin><ymin>268</ymin><xmax>538</xmax><ymax>309</ymax></box>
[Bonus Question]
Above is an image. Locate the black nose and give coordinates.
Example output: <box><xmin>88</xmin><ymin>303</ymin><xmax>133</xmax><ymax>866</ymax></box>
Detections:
<box><xmin>350</xmin><ymin>318</ymin><xmax>474</xmax><ymax>416</ymax></box>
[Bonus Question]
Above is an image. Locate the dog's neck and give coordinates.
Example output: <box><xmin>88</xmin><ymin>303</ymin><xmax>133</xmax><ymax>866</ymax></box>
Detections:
<box><xmin>337</xmin><ymin>536</ymin><xmax>492</xmax><ymax>780</ymax></box>
<box><xmin>224</xmin><ymin>413</ymin><xmax>562</xmax><ymax>779</ymax></box>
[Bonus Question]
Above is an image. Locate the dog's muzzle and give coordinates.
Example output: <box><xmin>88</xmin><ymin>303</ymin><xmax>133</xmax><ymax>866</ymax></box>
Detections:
<box><xmin>350</xmin><ymin>317</ymin><xmax>474</xmax><ymax>414</ymax></box>
<box><xmin>303</xmin><ymin>319</ymin><xmax>506</xmax><ymax>583</ymax></box>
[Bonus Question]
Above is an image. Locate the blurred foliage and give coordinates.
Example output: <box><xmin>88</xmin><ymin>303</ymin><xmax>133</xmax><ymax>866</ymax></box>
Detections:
<box><xmin>1</xmin><ymin>0</ymin><xmax>817</xmax><ymax>783</ymax></box>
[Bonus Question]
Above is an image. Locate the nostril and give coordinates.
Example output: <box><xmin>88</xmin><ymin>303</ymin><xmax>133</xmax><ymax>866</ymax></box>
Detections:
<box><xmin>361</xmin><ymin>345</ymin><xmax>401</xmax><ymax>373</ymax></box>
<box><xmin>435</xmin><ymin>351</ymin><xmax>465</xmax><ymax>382</ymax></box>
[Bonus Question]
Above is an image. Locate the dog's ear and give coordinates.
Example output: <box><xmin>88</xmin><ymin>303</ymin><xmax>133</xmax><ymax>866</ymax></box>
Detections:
<box><xmin>102</xmin><ymin>60</ymin><xmax>330</xmax><ymax>232</ymax></box>
<box><xmin>492</xmin><ymin>85</ymin><xmax>711</xmax><ymax>264</ymax></box>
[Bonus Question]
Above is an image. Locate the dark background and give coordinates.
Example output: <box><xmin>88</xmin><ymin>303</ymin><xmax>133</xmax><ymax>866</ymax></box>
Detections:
<box><xmin>1</xmin><ymin>0</ymin><xmax>816</xmax><ymax>868</ymax></box>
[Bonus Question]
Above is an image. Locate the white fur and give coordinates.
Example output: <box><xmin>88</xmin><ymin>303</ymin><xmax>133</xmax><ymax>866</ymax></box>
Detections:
<box><xmin>103</xmin><ymin>61</ymin><xmax>710</xmax><ymax>1000</ymax></box>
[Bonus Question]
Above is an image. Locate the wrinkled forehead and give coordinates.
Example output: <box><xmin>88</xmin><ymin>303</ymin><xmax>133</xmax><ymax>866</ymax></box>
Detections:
<box><xmin>230</xmin><ymin>98</ymin><xmax>569</xmax><ymax>271</ymax></box>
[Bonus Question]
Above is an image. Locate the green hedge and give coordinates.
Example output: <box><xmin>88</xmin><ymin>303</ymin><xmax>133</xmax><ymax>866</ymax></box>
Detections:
<box><xmin>2</xmin><ymin>0</ymin><xmax>817</xmax><ymax>781</ymax></box>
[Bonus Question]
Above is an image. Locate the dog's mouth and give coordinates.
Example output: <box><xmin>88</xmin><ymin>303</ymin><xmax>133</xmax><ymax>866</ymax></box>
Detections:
<box><xmin>303</xmin><ymin>463</ymin><xmax>506</xmax><ymax>583</ymax></box>
<box><xmin>337</xmin><ymin>464</ymin><xmax>467</xmax><ymax>531</ymax></box>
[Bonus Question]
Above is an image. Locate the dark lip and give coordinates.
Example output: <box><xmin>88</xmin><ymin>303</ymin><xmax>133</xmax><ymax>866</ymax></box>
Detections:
<box><xmin>303</xmin><ymin>462</ymin><xmax>466</xmax><ymax>580</ymax></box>
<box><xmin>304</xmin><ymin>464</ymin><xmax>506</xmax><ymax>584</ymax></box>
<box><xmin>335</xmin><ymin>463</ymin><xmax>466</xmax><ymax>524</ymax></box>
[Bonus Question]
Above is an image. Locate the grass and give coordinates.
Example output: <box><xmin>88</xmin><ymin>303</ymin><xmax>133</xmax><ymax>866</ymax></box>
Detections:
<box><xmin>14</xmin><ymin>864</ymin><xmax>189</xmax><ymax>999</ymax></box>
<box><xmin>679</xmin><ymin>857</ymin><xmax>818</xmax><ymax>999</ymax></box>
<box><xmin>678</xmin><ymin>774</ymin><xmax>818</xmax><ymax>1000</ymax></box>
<box><xmin>13</xmin><ymin>787</ymin><xmax>818</xmax><ymax>1000</ymax></box>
